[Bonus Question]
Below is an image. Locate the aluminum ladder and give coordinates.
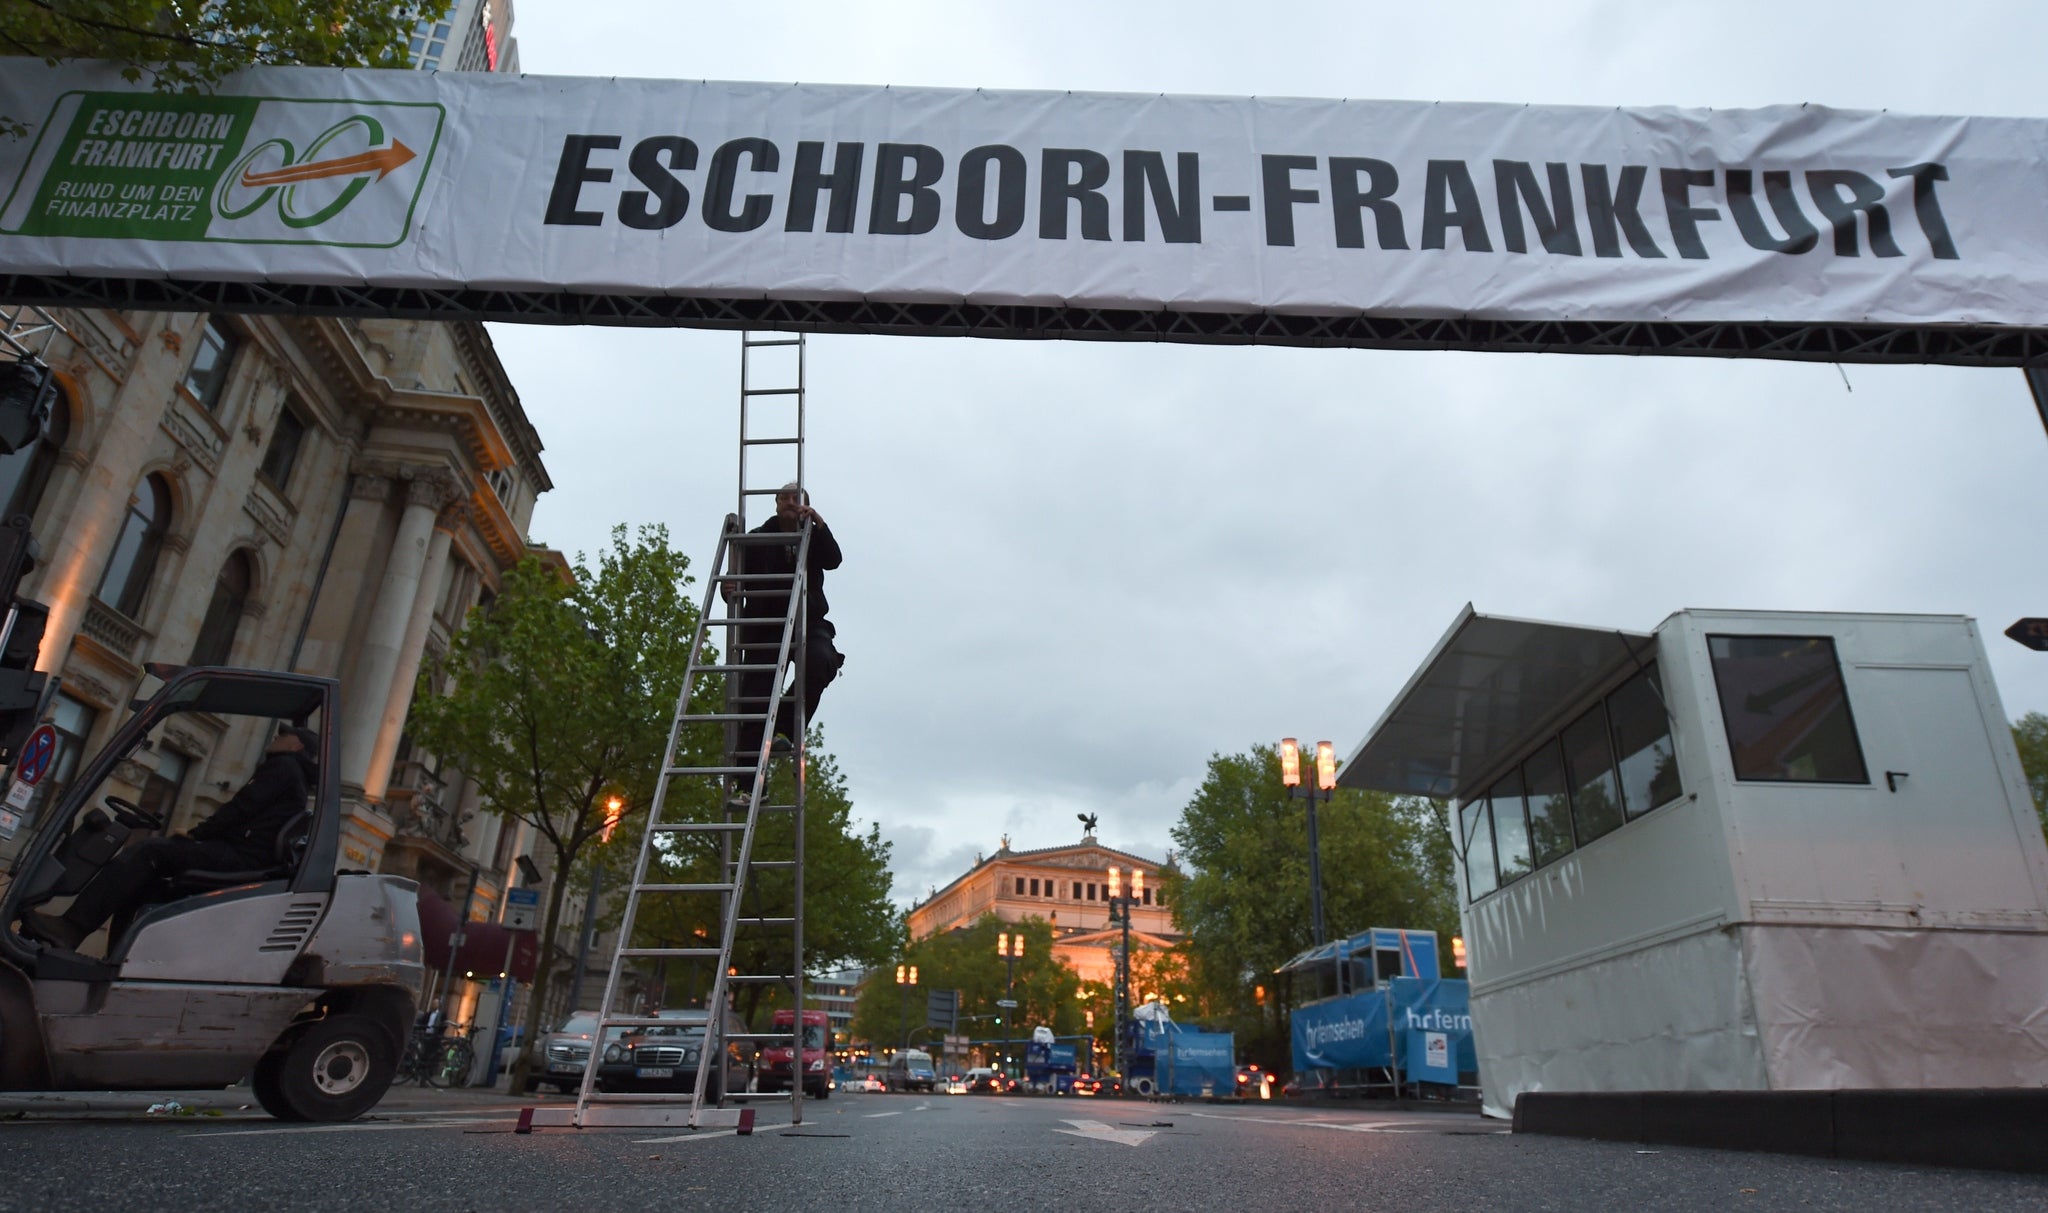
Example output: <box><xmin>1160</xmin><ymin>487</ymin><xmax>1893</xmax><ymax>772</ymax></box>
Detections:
<box><xmin>525</xmin><ymin>333</ymin><xmax>811</xmax><ymax>1131</ymax></box>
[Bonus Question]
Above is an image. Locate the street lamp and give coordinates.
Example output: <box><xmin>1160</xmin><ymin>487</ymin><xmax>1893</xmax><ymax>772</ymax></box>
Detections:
<box><xmin>564</xmin><ymin>795</ymin><xmax>625</xmax><ymax>1017</ymax></box>
<box><xmin>895</xmin><ymin>963</ymin><xmax>918</xmax><ymax>1054</ymax></box>
<box><xmin>996</xmin><ymin>930</ymin><xmax>1023</xmax><ymax>1014</ymax></box>
<box><xmin>1279</xmin><ymin>738</ymin><xmax>1336</xmax><ymax>946</ymax></box>
<box><xmin>1104</xmin><ymin>865</ymin><xmax>1144</xmax><ymax>1080</ymax></box>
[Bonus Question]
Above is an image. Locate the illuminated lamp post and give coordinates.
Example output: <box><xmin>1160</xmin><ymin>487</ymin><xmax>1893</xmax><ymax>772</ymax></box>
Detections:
<box><xmin>1104</xmin><ymin>865</ymin><xmax>1144</xmax><ymax>1081</ymax></box>
<box><xmin>563</xmin><ymin>795</ymin><xmax>624</xmax><ymax>1017</ymax></box>
<box><xmin>895</xmin><ymin>963</ymin><xmax>918</xmax><ymax>1054</ymax></box>
<box><xmin>1279</xmin><ymin>739</ymin><xmax>1336</xmax><ymax>947</ymax></box>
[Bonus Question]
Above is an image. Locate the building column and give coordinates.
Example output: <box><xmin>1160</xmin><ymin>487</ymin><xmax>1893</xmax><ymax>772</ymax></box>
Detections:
<box><xmin>360</xmin><ymin>506</ymin><xmax>460</xmax><ymax>803</ymax></box>
<box><xmin>340</xmin><ymin>470</ymin><xmax>454</xmax><ymax>793</ymax></box>
<box><xmin>295</xmin><ymin>469</ymin><xmax>396</xmax><ymax>679</ymax></box>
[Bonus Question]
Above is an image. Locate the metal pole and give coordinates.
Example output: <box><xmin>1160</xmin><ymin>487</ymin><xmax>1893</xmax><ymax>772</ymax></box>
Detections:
<box><xmin>483</xmin><ymin>930</ymin><xmax>518</xmax><ymax>1087</ymax></box>
<box><xmin>1305</xmin><ymin>791</ymin><xmax>1327</xmax><ymax>947</ymax></box>
<box><xmin>436</xmin><ymin>866</ymin><xmax>480</xmax><ymax>1028</ymax></box>
<box><xmin>563</xmin><ymin>864</ymin><xmax>604</xmax><ymax>1015</ymax></box>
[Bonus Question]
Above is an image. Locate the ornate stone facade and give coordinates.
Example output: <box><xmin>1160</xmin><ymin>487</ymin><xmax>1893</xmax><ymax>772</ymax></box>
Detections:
<box><xmin>0</xmin><ymin>308</ymin><xmax>556</xmax><ymax>922</ymax></box>
<box><xmin>905</xmin><ymin>835</ymin><xmax>1182</xmax><ymax>986</ymax></box>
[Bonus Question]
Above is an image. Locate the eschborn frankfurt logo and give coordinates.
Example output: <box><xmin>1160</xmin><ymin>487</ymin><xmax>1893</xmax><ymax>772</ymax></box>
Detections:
<box><xmin>0</xmin><ymin>91</ymin><xmax>442</xmax><ymax>247</ymax></box>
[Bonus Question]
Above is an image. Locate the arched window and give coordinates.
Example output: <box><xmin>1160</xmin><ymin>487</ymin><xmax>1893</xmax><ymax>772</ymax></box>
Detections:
<box><xmin>189</xmin><ymin>549</ymin><xmax>254</xmax><ymax>667</ymax></box>
<box><xmin>97</xmin><ymin>474</ymin><xmax>170</xmax><ymax>619</ymax></box>
<box><xmin>0</xmin><ymin>386</ymin><xmax>69</xmax><ymax>524</ymax></box>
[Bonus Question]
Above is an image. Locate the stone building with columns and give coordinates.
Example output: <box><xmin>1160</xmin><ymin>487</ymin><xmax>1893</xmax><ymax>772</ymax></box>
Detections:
<box><xmin>904</xmin><ymin>828</ymin><xmax>1181</xmax><ymax>986</ymax></box>
<box><xmin>0</xmin><ymin>306</ymin><xmax>556</xmax><ymax>930</ymax></box>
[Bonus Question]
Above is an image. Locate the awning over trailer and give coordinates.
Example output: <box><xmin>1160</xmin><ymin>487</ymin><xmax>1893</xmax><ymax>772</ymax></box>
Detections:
<box><xmin>1339</xmin><ymin>605</ymin><xmax>1655</xmax><ymax>803</ymax></box>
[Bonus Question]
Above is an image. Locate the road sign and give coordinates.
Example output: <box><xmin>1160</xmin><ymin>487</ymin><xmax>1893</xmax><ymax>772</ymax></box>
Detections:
<box><xmin>996</xmin><ymin>999</ymin><xmax>1018</xmax><ymax>1008</ymax></box>
<box><xmin>15</xmin><ymin>724</ymin><xmax>56</xmax><ymax>785</ymax></box>
<box><xmin>503</xmin><ymin>886</ymin><xmax>541</xmax><ymax>931</ymax></box>
<box><xmin>2007</xmin><ymin>619</ymin><xmax>2048</xmax><ymax>651</ymax></box>
<box><xmin>926</xmin><ymin>987</ymin><xmax>959</xmax><ymax>1031</ymax></box>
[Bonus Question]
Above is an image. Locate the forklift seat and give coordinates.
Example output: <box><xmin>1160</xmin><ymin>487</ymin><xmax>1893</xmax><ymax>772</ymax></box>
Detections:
<box><xmin>169</xmin><ymin>807</ymin><xmax>313</xmax><ymax>891</ymax></box>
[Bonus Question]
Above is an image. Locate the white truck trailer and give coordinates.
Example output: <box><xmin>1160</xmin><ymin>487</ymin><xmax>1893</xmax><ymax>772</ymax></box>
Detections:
<box><xmin>1342</xmin><ymin>607</ymin><xmax>2048</xmax><ymax>1121</ymax></box>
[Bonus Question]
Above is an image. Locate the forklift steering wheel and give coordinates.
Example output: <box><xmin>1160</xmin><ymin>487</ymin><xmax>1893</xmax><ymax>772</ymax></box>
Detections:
<box><xmin>103</xmin><ymin>796</ymin><xmax>164</xmax><ymax>831</ymax></box>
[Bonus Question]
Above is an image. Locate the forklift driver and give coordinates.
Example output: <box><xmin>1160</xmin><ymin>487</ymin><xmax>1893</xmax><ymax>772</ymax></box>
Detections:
<box><xmin>22</xmin><ymin>722</ymin><xmax>318</xmax><ymax>952</ymax></box>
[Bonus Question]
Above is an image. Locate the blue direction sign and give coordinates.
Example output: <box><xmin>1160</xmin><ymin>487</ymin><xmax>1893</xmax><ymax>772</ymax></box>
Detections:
<box><xmin>16</xmin><ymin>724</ymin><xmax>57</xmax><ymax>786</ymax></box>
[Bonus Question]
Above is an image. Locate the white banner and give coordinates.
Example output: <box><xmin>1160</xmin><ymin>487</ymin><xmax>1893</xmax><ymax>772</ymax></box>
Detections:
<box><xmin>1</xmin><ymin>60</ymin><xmax>2044</xmax><ymax>327</ymax></box>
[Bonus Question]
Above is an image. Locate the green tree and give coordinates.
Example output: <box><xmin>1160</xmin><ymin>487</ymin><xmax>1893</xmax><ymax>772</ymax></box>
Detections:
<box><xmin>1166</xmin><ymin>744</ymin><xmax>1460</xmax><ymax>1069</ymax></box>
<box><xmin>407</xmin><ymin>524</ymin><xmax>705</xmax><ymax>1092</ymax></box>
<box><xmin>2013</xmin><ymin>713</ymin><xmax>2048</xmax><ymax>839</ymax></box>
<box><xmin>850</xmin><ymin>915</ymin><xmax>1084</xmax><ymax>1057</ymax></box>
<box><xmin>1</xmin><ymin>1</ymin><xmax>438</xmax><ymax>88</ymax></box>
<box><xmin>607</xmin><ymin>739</ymin><xmax>899</xmax><ymax>1026</ymax></box>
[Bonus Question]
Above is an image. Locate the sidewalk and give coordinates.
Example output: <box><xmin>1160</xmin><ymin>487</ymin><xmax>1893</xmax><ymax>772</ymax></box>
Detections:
<box><xmin>0</xmin><ymin>1074</ymin><xmax>564</xmax><ymax>1121</ymax></box>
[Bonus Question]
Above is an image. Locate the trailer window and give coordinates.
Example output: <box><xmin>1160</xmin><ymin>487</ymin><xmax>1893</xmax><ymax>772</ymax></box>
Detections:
<box><xmin>1562</xmin><ymin>704</ymin><xmax>1625</xmax><ymax>844</ymax></box>
<box><xmin>1609</xmin><ymin>665</ymin><xmax>1683</xmax><ymax>816</ymax></box>
<box><xmin>1522</xmin><ymin>740</ymin><xmax>1575</xmax><ymax>866</ymax></box>
<box><xmin>1707</xmin><ymin>635</ymin><xmax>1868</xmax><ymax>783</ymax></box>
<box><xmin>1487</xmin><ymin>769</ymin><xmax>1532</xmax><ymax>883</ymax></box>
<box><xmin>1461</xmin><ymin>799</ymin><xmax>1497</xmax><ymax>901</ymax></box>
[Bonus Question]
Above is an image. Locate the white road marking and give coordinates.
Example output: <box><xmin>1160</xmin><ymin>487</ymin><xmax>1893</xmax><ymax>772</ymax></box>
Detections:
<box><xmin>1186</xmin><ymin>1110</ymin><xmax>1505</xmax><ymax>1135</ymax></box>
<box><xmin>863</xmin><ymin>1111</ymin><xmax>902</xmax><ymax>1119</ymax></box>
<box><xmin>633</xmin><ymin>1122</ymin><xmax>802</xmax><ymax>1144</ymax></box>
<box><xmin>1054</xmin><ymin>1118</ymin><xmax>1156</xmax><ymax>1147</ymax></box>
<box><xmin>196</xmin><ymin>1116</ymin><xmax>504</xmax><ymax>1138</ymax></box>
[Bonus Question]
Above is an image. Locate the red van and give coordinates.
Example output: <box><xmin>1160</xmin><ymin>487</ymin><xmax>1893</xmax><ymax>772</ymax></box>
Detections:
<box><xmin>758</xmin><ymin>1008</ymin><xmax>832</xmax><ymax>1099</ymax></box>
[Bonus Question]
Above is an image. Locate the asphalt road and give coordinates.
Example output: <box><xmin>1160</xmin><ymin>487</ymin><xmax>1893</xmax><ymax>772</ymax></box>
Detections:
<box><xmin>1</xmin><ymin>1087</ymin><xmax>2042</xmax><ymax>1212</ymax></box>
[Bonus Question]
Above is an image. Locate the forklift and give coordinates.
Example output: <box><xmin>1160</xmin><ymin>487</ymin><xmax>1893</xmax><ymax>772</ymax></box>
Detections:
<box><xmin>0</xmin><ymin>499</ymin><xmax>424</xmax><ymax>1121</ymax></box>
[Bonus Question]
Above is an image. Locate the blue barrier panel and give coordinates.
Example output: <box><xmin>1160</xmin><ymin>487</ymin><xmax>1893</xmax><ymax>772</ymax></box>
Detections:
<box><xmin>1291</xmin><ymin>977</ymin><xmax>1477</xmax><ymax>1076</ymax></box>
<box><xmin>1165</xmin><ymin>1031</ymin><xmax>1236</xmax><ymax>1097</ymax></box>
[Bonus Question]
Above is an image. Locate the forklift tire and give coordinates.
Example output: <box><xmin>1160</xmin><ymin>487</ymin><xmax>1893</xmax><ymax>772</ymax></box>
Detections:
<box><xmin>1131</xmin><ymin>1076</ymin><xmax>1156</xmax><ymax>1098</ymax></box>
<box><xmin>268</xmin><ymin>1014</ymin><xmax>398</xmax><ymax>1122</ymax></box>
<box><xmin>250</xmin><ymin>1050</ymin><xmax>306</xmax><ymax>1122</ymax></box>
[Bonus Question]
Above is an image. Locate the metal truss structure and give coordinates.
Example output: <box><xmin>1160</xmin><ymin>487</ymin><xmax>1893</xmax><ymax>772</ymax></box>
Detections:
<box><xmin>4</xmin><ymin>274</ymin><xmax>2046</xmax><ymax>367</ymax></box>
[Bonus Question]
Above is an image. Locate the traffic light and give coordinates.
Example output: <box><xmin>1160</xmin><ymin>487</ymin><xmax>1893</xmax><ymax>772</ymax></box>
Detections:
<box><xmin>0</xmin><ymin>515</ymin><xmax>46</xmax><ymax>767</ymax></box>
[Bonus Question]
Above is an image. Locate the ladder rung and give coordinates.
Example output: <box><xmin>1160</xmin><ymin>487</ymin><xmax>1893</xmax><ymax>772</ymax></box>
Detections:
<box><xmin>740</xmin><ymin>437</ymin><xmax>802</xmax><ymax>447</ymax></box>
<box><xmin>678</xmin><ymin>712</ymin><xmax>777</xmax><ymax>723</ymax></box>
<box><xmin>725</xmin><ymin>1031</ymin><xmax>798</xmax><ymax>1042</ymax></box>
<box><xmin>741</xmin><ymin>387</ymin><xmax>802</xmax><ymax>396</ymax></box>
<box><xmin>703</xmin><ymin>617</ymin><xmax>795</xmax><ymax>628</ymax></box>
<box><xmin>724</xmin><ymin>1091</ymin><xmax>800</xmax><ymax>1100</ymax></box>
<box><xmin>726</xmin><ymin>974</ymin><xmax>799</xmax><ymax>984</ymax></box>
<box><xmin>749</xmin><ymin>860</ymin><xmax>795</xmax><ymax>869</ymax></box>
<box><xmin>726</xmin><ymin>531</ymin><xmax>801</xmax><ymax>544</ymax></box>
<box><xmin>580</xmin><ymin>1091</ymin><xmax>699</xmax><ymax>1103</ymax></box>
<box><xmin>664</xmin><ymin>765</ymin><xmax>768</xmax><ymax>776</ymax></box>
<box><xmin>712</xmin><ymin>572</ymin><xmax>797</xmax><ymax>583</ymax></box>
<box><xmin>733</xmin><ymin>917</ymin><xmax>795</xmax><ymax>926</ymax></box>
<box><xmin>618</xmin><ymin>947</ymin><xmax>723</xmax><ymax>959</ymax></box>
<box><xmin>739</xmin><ymin>488</ymin><xmax>783</xmax><ymax>496</ymax></box>
<box><xmin>597</xmin><ymin>1015</ymin><xmax>716</xmax><ymax>1029</ymax></box>
<box><xmin>636</xmin><ymin>882</ymin><xmax>735</xmax><ymax>894</ymax></box>
<box><xmin>692</xmin><ymin>664</ymin><xmax>781</xmax><ymax>674</ymax></box>
<box><xmin>744</xmin><ymin>337</ymin><xmax>803</xmax><ymax>347</ymax></box>
<box><xmin>652</xmin><ymin>821</ymin><xmax>748</xmax><ymax>833</ymax></box>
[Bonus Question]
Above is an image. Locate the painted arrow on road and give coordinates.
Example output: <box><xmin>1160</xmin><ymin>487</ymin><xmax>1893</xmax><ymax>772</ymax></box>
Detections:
<box><xmin>1054</xmin><ymin>1118</ymin><xmax>1156</xmax><ymax>1147</ymax></box>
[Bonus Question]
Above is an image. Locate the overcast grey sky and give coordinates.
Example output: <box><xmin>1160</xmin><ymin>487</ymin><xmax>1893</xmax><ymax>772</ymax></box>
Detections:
<box><xmin>485</xmin><ymin>1</ymin><xmax>2048</xmax><ymax>905</ymax></box>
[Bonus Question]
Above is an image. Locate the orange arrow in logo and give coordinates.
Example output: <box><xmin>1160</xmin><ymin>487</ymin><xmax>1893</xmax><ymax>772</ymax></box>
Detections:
<box><xmin>240</xmin><ymin>140</ymin><xmax>416</xmax><ymax>188</ymax></box>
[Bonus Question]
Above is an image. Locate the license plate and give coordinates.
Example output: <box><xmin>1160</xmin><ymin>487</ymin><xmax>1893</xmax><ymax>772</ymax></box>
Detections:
<box><xmin>636</xmin><ymin>1066</ymin><xmax>674</xmax><ymax>1079</ymax></box>
<box><xmin>549</xmin><ymin>1063</ymin><xmax>579</xmax><ymax>1074</ymax></box>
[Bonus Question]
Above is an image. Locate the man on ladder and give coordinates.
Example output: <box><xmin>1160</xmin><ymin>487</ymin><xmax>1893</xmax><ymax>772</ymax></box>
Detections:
<box><xmin>726</xmin><ymin>481</ymin><xmax>844</xmax><ymax>773</ymax></box>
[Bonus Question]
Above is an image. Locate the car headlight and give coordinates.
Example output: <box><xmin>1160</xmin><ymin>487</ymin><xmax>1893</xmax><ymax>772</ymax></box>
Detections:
<box><xmin>684</xmin><ymin>1048</ymin><xmax>699</xmax><ymax>1063</ymax></box>
<box><xmin>808</xmin><ymin>1059</ymin><xmax>825</xmax><ymax>1071</ymax></box>
<box><xmin>604</xmin><ymin>1044</ymin><xmax>623</xmax><ymax>1063</ymax></box>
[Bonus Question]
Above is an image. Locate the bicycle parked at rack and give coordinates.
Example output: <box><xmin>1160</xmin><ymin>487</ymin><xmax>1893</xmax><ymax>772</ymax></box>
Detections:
<box><xmin>393</xmin><ymin>1022</ymin><xmax>477</xmax><ymax>1088</ymax></box>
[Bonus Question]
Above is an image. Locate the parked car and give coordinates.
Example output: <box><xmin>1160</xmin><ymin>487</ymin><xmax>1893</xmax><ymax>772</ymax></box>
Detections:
<box><xmin>851</xmin><ymin>1073</ymin><xmax>888</xmax><ymax>1093</ymax></box>
<box><xmin>1236</xmin><ymin>1064</ymin><xmax>1274</xmax><ymax>1100</ymax></box>
<box><xmin>1070</xmin><ymin>1073</ymin><xmax>1102</xmax><ymax>1096</ymax></box>
<box><xmin>944</xmin><ymin>1075</ymin><xmax>969</xmax><ymax>1095</ymax></box>
<box><xmin>525</xmin><ymin>1010</ymin><xmax>616</xmax><ymax>1094</ymax></box>
<box><xmin>594</xmin><ymin>1008</ymin><xmax>749</xmax><ymax>1097</ymax></box>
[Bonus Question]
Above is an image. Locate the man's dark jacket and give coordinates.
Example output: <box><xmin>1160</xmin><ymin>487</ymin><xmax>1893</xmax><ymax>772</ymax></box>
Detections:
<box><xmin>738</xmin><ymin>516</ymin><xmax>843</xmax><ymax>637</ymax></box>
<box><xmin>188</xmin><ymin>748</ymin><xmax>315</xmax><ymax>863</ymax></box>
